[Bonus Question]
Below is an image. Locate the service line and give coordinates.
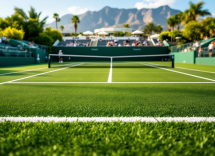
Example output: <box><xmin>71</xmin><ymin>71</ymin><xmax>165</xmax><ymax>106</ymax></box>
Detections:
<box><xmin>8</xmin><ymin>82</ymin><xmax>215</xmax><ymax>84</ymax></box>
<box><xmin>0</xmin><ymin>63</ymin><xmax>83</xmax><ymax>85</ymax></box>
<box><xmin>0</xmin><ymin>67</ymin><xmax>48</xmax><ymax>76</ymax></box>
<box><xmin>144</xmin><ymin>63</ymin><xmax>215</xmax><ymax>82</ymax></box>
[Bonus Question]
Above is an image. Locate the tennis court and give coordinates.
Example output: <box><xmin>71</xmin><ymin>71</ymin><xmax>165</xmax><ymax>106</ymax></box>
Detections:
<box><xmin>1</xmin><ymin>56</ymin><xmax>215</xmax><ymax>118</ymax></box>
<box><xmin>1</xmin><ymin>54</ymin><xmax>215</xmax><ymax>84</ymax></box>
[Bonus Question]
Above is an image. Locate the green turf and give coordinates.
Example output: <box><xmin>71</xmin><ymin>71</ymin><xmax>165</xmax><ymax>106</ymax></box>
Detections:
<box><xmin>1</xmin><ymin>63</ymin><xmax>215</xmax><ymax>155</ymax></box>
<box><xmin>0</xmin><ymin>64</ymin><xmax>48</xmax><ymax>74</ymax></box>
<box><xmin>0</xmin><ymin>83</ymin><xmax>215</xmax><ymax>117</ymax></box>
<box><xmin>176</xmin><ymin>63</ymin><xmax>215</xmax><ymax>72</ymax></box>
<box><xmin>1</xmin><ymin>122</ymin><xmax>215</xmax><ymax>156</ymax></box>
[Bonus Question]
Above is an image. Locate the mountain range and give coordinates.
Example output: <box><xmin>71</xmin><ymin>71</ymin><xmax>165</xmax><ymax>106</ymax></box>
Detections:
<box><xmin>46</xmin><ymin>5</ymin><xmax>181</xmax><ymax>33</ymax></box>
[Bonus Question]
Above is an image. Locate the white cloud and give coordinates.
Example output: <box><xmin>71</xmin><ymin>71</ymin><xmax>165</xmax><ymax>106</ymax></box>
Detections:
<box><xmin>68</xmin><ymin>6</ymin><xmax>88</xmax><ymax>15</ymax></box>
<box><xmin>212</xmin><ymin>13</ymin><xmax>215</xmax><ymax>17</ymax></box>
<box><xmin>135</xmin><ymin>0</ymin><xmax>176</xmax><ymax>10</ymax></box>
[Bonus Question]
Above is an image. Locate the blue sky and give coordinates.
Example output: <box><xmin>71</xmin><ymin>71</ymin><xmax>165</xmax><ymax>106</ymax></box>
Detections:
<box><xmin>0</xmin><ymin>0</ymin><xmax>214</xmax><ymax>23</ymax></box>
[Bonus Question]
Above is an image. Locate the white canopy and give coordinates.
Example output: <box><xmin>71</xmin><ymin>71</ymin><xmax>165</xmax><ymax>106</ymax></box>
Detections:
<box><xmin>83</xmin><ymin>31</ymin><xmax>93</xmax><ymax>35</ymax></box>
<box><xmin>98</xmin><ymin>31</ymin><xmax>108</xmax><ymax>35</ymax></box>
<box><xmin>132</xmin><ymin>30</ymin><xmax>143</xmax><ymax>35</ymax></box>
<box><xmin>150</xmin><ymin>34</ymin><xmax>160</xmax><ymax>39</ymax></box>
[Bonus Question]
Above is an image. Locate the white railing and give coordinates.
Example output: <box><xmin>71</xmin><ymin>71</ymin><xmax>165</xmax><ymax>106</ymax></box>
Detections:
<box><xmin>53</xmin><ymin>40</ymin><xmax>60</xmax><ymax>47</ymax></box>
<box><xmin>151</xmin><ymin>38</ymin><xmax>156</xmax><ymax>46</ymax></box>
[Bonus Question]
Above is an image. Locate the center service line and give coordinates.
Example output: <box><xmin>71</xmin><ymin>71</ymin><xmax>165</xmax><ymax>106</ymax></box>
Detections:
<box><xmin>108</xmin><ymin>57</ymin><xmax>113</xmax><ymax>83</ymax></box>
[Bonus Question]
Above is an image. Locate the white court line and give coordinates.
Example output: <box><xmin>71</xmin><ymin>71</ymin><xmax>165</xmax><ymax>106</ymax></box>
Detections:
<box><xmin>145</xmin><ymin>62</ymin><xmax>215</xmax><ymax>74</ymax></box>
<box><xmin>8</xmin><ymin>82</ymin><xmax>215</xmax><ymax>84</ymax></box>
<box><xmin>176</xmin><ymin>67</ymin><xmax>215</xmax><ymax>74</ymax></box>
<box><xmin>0</xmin><ymin>67</ymin><xmax>48</xmax><ymax>76</ymax></box>
<box><xmin>108</xmin><ymin>57</ymin><xmax>113</xmax><ymax>83</ymax></box>
<box><xmin>0</xmin><ymin>117</ymin><xmax>215</xmax><ymax>122</ymax></box>
<box><xmin>0</xmin><ymin>63</ymin><xmax>78</xmax><ymax>76</ymax></box>
<box><xmin>144</xmin><ymin>63</ymin><xmax>215</xmax><ymax>82</ymax></box>
<box><xmin>0</xmin><ymin>63</ymin><xmax>84</xmax><ymax>85</ymax></box>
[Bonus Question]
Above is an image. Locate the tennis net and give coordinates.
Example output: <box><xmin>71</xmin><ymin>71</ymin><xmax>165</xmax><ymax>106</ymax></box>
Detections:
<box><xmin>48</xmin><ymin>54</ymin><xmax>175</xmax><ymax>68</ymax></box>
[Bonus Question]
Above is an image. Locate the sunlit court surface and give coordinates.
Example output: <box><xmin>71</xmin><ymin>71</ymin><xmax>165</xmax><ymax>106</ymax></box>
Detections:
<box><xmin>1</xmin><ymin>0</ymin><xmax>215</xmax><ymax>155</ymax></box>
<box><xmin>1</xmin><ymin>61</ymin><xmax>215</xmax><ymax>118</ymax></box>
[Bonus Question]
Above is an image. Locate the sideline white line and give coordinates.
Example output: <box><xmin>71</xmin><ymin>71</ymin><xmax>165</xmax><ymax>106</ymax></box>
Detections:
<box><xmin>0</xmin><ymin>63</ymin><xmax>83</xmax><ymax>85</ymax></box>
<box><xmin>176</xmin><ymin>67</ymin><xmax>215</xmax><ymax>74</ymax></box>
<box><xmin>7</xmin><ymin>82</ymin><xmax>215</xmax><ymax>84</ymax></box>
<box><xmin>0</xmin><ymin>117</ymin><xmax>215</xmax><ymax>122</ymax></box>
<box><xmin>0</xmin><ymin>67</ymin><xmax>48</xmax><ymax>76</ymax></box>
<box><xmin>144</xmin><ymin>63</ymin><xmax>215</xmax><ymax>82</ymax></box>
<box><xmin>108</xmin><ymin>57</ymin><xmax>112</xmax><ymax>83</ymax></box>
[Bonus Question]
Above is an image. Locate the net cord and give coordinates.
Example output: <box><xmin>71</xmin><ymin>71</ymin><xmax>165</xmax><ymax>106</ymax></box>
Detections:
<box><xmin>49</xmin><ymin>54</ymin><xmax>173</xmax><ymax>59</ymax></box>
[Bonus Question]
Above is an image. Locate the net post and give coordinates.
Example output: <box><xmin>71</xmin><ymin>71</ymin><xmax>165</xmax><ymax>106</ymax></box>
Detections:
<box><xmin>48</xmin><ymin>55</ymin><xmax>51</xmax><ymax>68</ymax></box>
<box><xmin>172</xmin><ymin>55</ymin><xmax>175</xmax><ymax>68</ymax></box>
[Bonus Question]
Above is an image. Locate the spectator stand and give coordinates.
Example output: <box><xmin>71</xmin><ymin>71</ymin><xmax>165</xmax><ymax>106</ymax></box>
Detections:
<box><xmin>0</xmin><ymin>42</ymin><xmax>33</xmax><ymax>58</ymax></box>
<box><xmin>171</xmin><ymin>38</ymin><xmax>215</xmax><ymax>53</ymax></box>
<box><xmin>57</xmin><ymin>39</ymin><xmax>91</xmax><ymax>47</ymax></box>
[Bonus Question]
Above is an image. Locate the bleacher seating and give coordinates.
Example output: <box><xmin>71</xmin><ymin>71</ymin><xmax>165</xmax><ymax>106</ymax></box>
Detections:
<box><xmin>97</xmin><ymin>39</ymin><xmax>150</xmax><ymax>47</ymax></box>
<box><xmin>58</xmin><ymin>39</ymin><xmax>91</xmax><ymax>47</ymax></box>
<box><xmin>0</xmin><ymin>42</ymin><xmax>33</xmax><ymax>57</ymax></box>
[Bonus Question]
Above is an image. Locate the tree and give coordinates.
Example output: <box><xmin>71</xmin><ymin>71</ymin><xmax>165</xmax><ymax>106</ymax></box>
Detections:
<box><xmin>30</xmin><ymin>34</ymin><xmax>53</xmax><ymax>47</ymax></box>
<box><xmin>2</xmin><ymin>27</ymin><xmax>24</xmax><ymax>40</ymax></box>
<box><xmin>154</xmin><ymin>25</ymin><xmax>163</xmax><ymax>34</ymax></box>
<box><xmin>167</xmin><ymin>17</ymin><xmax>177</xmax><ymax>31</ymax></box>
<box><xmin>14</xmin><ymin>6</ymin><xmax>48</xmax><ymax>28</ymax></box>
<box><xmin>112</xmin><ymin>32</ymin><xmax>125</xmax><ymax>37</ymax></box>
<box><xmin>42</xmin><ymin>27</ymin><xmax>63</xmax><ymax>44</ymax></box>
<box><xmin>173</xmin><ymin>12</ymin><xmax>183</xmax><ymax>30</ymax></box>
<box><xmin>143</xmin><ymin>22</ymin><xmax>155</xmax><ymax>35</ymax></box>
<box><xmin>207</xmin><ymin>19</ymin><xmax>215</xmax><ymax>37</ymax></box>
<box><xmin>159</xmin><ymin>32</ymin><xmax>171</xmax><ymax>41</ymax></box>
<box><xmin>71</xmin><ymin>15</ymin><xmax>80</xmax><ymax>36</ymax></box>
<box><xmin>53</xmin><ymin>13</ymin><xmax>60</xmax><ymax>29</ymax></box>
<box><xmin>123</xmin><ymin>24</ymin><xmax>130</xmax><ymax>28</ymax></box>
<box><xmin>13</xmin><ymin>6</ymin><xmax>48</xmax><ymax>40</ymax></box>
<box><xmin>181</xmin><ymin>0</ymin><xmax>211</xmax><ymax>24</ymax></box>
<box><xmin>183</xmin><ymin>21</ymin><xmax>203</xmax><ymax>41</ymax></box>
<box><xmin>60</xmin><ymin>25</ymin><xmax>64</xmax><ymax>33</ymax></box>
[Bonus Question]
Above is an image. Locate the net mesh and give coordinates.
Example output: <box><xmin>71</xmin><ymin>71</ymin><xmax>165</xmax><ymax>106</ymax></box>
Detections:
<box><xmin>48</xmin><ymin>54</ymin><xmax>174</xmax><ymax>68</ymax></box>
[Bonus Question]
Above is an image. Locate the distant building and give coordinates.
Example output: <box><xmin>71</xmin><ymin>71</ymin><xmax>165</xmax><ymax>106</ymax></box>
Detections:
<box><xmin>94</xmin><ymin>28</ymin><xmax>133</xmax><ymax>35</ymax></box>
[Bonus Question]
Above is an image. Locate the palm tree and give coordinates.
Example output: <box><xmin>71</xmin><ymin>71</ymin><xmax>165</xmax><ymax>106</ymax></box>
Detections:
<box><xmin>181</xmin><ymin>0</ymin><xmax>211</xmax><ymax>24</ymax></box>
<box><xmin>123</xmin><ymin>24</ymin><xmax>130</xmax><ymax>28</ymax></box>
<box><xmin>173</xmin><ymin>12</ymin><xmax>183</xmax><ymax>30</ymax></box>
<box><xmin>60</xmin><ymin>25</ymin><xmax>64</xmax><ymax>33</ymax></box>
<box><xmin>167</xmin><ymin>17</ymin><xmax>177</xmax><ymax>31</ymax></box>
<box><xmin>207</xmin><ymin>19</ymin><xmax>215</xmax><ymax>37</ymax></box>
<box><xmin>14</xmin><ymin>6</ymin><xmax>48</xmax><ymax>27</ymax></box>
<box><xmin>143</xmin><ymin>22</ymin><xmax>155</xmax><ymax>35</ymax></box>
<box><xmin>53</xmin><ymin>13</ymin><xmax>60</xmax><ymax>29</ymax></box>
<box><xmin>71</xmin><ymin>15</ymin><xmax>80</xmax><ymax>36</ymax></box>
<box><xmin>154</xmin><ymin>25</ymin><xmax>163</xmax><ymax>34</ymax></box>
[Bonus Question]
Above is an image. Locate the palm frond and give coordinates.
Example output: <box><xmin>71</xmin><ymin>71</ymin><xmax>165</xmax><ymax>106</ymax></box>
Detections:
<box><xmin>14</xmin><ymin>7</ymin><xmax>28</xmax><ymax>20</ymax></box>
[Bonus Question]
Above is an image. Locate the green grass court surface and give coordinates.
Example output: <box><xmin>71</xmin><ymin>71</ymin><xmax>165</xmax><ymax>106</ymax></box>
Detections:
<box><xmin>1</xmin><ymin>62</ymin><xmax>215</xmax><ymax>155</ymax></box>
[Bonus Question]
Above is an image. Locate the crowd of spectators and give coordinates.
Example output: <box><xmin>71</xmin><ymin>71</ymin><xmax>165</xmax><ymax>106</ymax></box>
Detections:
<box><xmin>102</xmin><ymin>38</ymin><xmax>154</xmax><ymax>47</ymax></box>
<box><xmin>99</xmin><ymin>38</ymin><xmax>164</xmax><ymax>47</ymax></box>
<box><xmin>65</xmin><ymin>41</ymin><xmax>90</xmax><ymax>47</ymax></box>
<box><xmin>197</xmin><ymin>41</ymin><xmax>215</xmax><ymax>57</ymax></box>
<box><xmin>180</xmin><ymin>41</ymin><xmax>201</xmax><ymax>52</ymax></box>
<box><xmin>0</xmin><ymin>36</ymin><xmax>8</xmax><ymax>44</ymax></box>
<box><xmin>28</xmin><ymin>41</ymin><xmax>39</xmax><ymax>48</ymax></box>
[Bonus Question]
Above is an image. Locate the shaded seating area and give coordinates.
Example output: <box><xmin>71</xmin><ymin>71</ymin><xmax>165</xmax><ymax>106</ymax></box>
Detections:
<box><xmin>58</xmin><ymin>40</ymin><xmax>91</xmax><ymax>47</ymax></box>
<box><xmin>0</xmin><ymin>43</ymin><xmax>33</xmax><ymax>57</ymax></box>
